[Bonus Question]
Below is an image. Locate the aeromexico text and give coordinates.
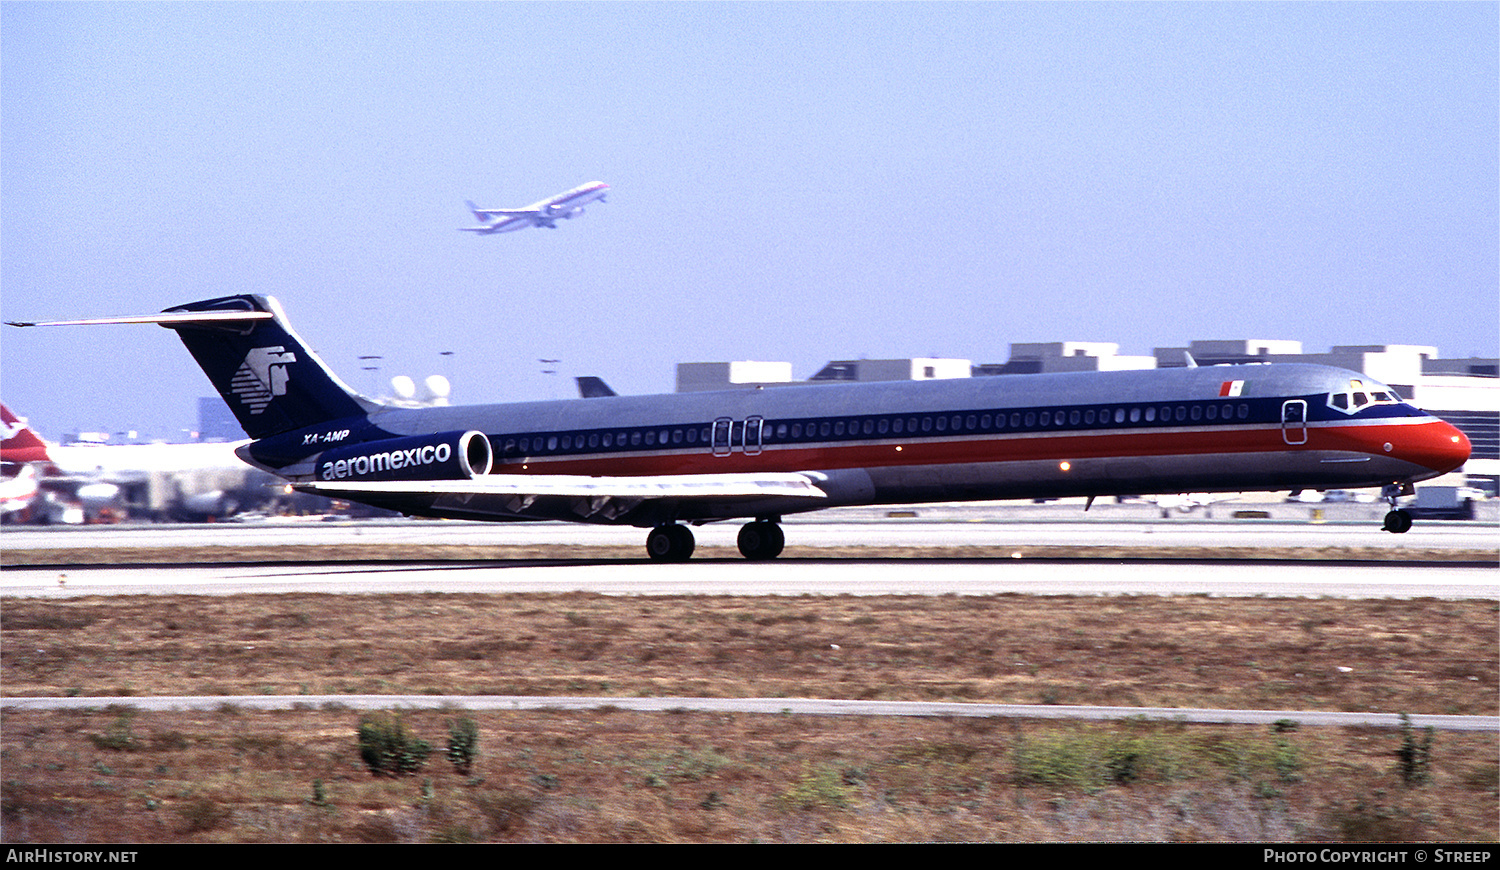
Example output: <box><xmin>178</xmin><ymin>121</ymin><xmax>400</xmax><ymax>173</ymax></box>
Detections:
<box><xmin>314</xmin><ymin>430</ymin><xmax>490</xmax><ymax>482</ymax></box>
<box><xmin>320</xmin><ymin>443</ymin><xmax>452</xmax><ymax>480</ymax></box>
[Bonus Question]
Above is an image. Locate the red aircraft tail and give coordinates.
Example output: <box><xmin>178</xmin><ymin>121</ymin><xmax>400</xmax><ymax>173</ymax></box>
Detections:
<box><xmin>1</xmin><ymin>404</ymin><xmax>53</xmax><ymax>464</ymax></box>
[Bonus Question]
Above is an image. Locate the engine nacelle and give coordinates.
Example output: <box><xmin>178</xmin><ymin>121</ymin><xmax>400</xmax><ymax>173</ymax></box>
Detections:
<box><xmin>316</xmin><ymin>430</ymin><xmax>492</xmax><ymax>482</ymax></box>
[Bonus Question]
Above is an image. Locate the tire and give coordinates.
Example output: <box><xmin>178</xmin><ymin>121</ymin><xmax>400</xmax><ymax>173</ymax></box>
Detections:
<box><xmin>647</xmin><ymin>524</ymin><xmax>694</xmax><ymax>561</ymax></box>
<box><xmin>737</xmin><ymin>521</ymin><xmax>785</xmax><ymax>560</ymax></box>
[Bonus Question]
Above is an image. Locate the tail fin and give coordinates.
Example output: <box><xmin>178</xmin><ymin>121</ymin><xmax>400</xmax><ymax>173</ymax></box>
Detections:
<box><xmin>160</xmin><ymin>296</ymin><xmax>378</xmax><ymax>439</ymax></box>
<box><xmin>0</xmin><ymin>404</ymin><xmax>52</xmax><ymax>463</ymax></box>
<box><xmin>465</xmin><ymin>200</ymin><xmax>490</xmax><ymax>223</ymax></box>
<box><xmin>575</xmin><ymin>376</ymin><xmax>618</xmax><ymax>398</ymax></box>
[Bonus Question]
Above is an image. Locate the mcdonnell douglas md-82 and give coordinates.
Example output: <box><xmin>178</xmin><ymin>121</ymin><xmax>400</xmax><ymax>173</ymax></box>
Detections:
<box><xmin>8</xmin><ymin>295</ymin><xmax>1470</xmax><ymax>559</ymax></box>
<box><xmin>461</xmin><ymin>181</ymin><xmax>609</xmax><ymax>234</ymax></box>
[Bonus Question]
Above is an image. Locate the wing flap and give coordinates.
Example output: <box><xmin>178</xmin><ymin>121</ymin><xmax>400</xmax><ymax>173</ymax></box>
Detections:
<box><xmin>296</xmin><ymin>471</ymin><xmax>827</xmax><ymax>500</ymax></box>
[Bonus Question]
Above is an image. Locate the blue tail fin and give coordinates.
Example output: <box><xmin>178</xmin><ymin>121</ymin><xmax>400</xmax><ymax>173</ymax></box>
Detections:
<box><xmin>162</xmin><ymin>295</ymin><xmax>377</xmax><ymax>439</ymax></box>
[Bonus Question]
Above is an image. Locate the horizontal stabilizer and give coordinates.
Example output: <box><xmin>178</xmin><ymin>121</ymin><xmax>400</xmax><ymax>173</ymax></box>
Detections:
<box><xmin>7</xmin><ymin>310</ymin><xmax>273</xmax><ymax>328</ymax></box>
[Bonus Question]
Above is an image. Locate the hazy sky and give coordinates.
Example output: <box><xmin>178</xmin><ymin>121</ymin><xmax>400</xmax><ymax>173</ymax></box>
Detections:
<box><xmin>3</xmin><ymin>2</ymin><xmax>1496</xmax><ymax>440</ymax></box>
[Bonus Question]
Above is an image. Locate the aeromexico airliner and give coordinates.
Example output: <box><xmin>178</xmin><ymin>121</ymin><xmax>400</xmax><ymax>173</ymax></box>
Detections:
<box><xmin>8</xmin><ymin>295</ymin><xmax>1471</xmax><ymax>560</ymax></box>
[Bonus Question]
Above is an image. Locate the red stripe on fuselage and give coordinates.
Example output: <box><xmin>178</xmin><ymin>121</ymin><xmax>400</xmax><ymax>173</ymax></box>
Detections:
<box><xmin>491</xmin><ymin>419</ymin><xmax>1451</xmax><ymax>478</ymax></box>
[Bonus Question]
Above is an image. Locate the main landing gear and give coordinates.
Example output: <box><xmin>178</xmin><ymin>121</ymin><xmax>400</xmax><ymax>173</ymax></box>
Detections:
<box><xmin>644</xmin><ymin>519</ymin><xmax>787</xmax><ymax>562</ymax></box>
<box><xmin>1381</xmin><ymin>482</ymin><xmax>1413</xmax><ymax>534</ymax></box>
<box><xmin>736</xmin><ymin>519</ymin><xmax>785</xmax><ymax>561</ymax></box>
<box><xmin>646</xmin><ymin>523</ymin><xmax>696</xmax><ymax>562</ymax></box>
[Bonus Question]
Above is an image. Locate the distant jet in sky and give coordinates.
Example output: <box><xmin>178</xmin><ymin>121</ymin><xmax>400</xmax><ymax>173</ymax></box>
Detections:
<box><xmin>461</xmin><ymin>181</ymin><xmax>609</xmax><ymax>235</ymax></box>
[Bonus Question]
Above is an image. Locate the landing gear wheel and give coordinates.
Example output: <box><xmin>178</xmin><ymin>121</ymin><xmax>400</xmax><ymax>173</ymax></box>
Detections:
<box><xmin>737</xmin><ymin>520</ymin><xmax>785</xmax><ymax>560</ymax></box>
<box><xmin>1382</xmin><ymin>509</ymin><xmax>1413</xmax><ymax>534</ymax></box>
<box><xmin>646</xmin><ymin>524</ymin><xmax>695</xmax><ymax>561</ymax></box>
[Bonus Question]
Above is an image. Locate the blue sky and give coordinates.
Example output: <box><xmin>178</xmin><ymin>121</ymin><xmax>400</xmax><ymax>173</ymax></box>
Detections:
<box><xmin>3</xmin><ymin>2</ymin><xmax>1496</xmax><ymax>440</ymax></box>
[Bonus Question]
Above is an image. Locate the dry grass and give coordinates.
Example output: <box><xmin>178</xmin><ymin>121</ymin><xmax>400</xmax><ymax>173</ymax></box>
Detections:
<box><xmin>2</xmin><ymin>590</ymin><xmax>1496</xmax><ymax>842</ymax></box>
<box><xmin>2</xmin><ymin>706</ymin><xmax>1495</xmax><ymax>843</ymax></box>
<box><xmin>2</xmin><ymin>592</ymin><xmax>1494</xmax><ymax>714</ymax></box>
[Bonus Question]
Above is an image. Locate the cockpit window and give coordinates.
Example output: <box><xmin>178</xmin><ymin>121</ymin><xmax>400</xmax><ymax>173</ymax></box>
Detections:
<box><xmin>1326</xmin><ymin>379</ymin><xmax>1400</xmax><ymax>415</ymax></box>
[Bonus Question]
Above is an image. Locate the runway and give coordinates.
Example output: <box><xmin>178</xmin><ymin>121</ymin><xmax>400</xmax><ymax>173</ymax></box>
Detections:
<box><xmin>3</xmin><ymin>509</ymin><xmax>1495</xmax><ymax>598</ymax></box>
<box><xmin>4</xmin><ymin>504</ymin><xmax>1497</xmax><ymax>556</ymax></box>
<box><xmin>2</xmin><ymin>555</ymin><xmax>1495</xmax><ymax>599</ymax></box>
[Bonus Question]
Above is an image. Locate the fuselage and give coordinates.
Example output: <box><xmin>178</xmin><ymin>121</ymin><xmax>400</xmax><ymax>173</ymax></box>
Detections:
<box><xmin>249</xmin><ymin>362</ymin><xmax>1471</xmax><ymax>527</ymax></box>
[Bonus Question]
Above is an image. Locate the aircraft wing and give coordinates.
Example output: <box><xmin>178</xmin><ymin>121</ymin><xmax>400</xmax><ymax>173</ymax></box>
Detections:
<box><xmin>297</xmin><ymin>471</ymin><xmax>826</xmax><ymax>501</ymax></box>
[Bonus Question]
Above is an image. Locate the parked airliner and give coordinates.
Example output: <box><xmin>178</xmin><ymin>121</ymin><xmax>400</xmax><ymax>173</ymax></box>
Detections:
<box><xmin>7</xmin><ymin>296</ymin><xmax>1470</xmax><ymax>559</ymax></box>
<box><xmin>461</xmin><ymin>181</ymin><xmax>609</xmax><ymax>234</ymax></box>
<box><xmin>1</xmin><ymin>403</ymin><xmax>252</xmax><ymax>522</ymax></box>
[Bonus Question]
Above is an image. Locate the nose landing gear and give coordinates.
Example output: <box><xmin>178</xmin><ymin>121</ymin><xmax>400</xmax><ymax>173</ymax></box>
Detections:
<box><xmin>1381</xmin><ymin>482</ymin><xmax>1414</xmax><ymax>534</ymax></box>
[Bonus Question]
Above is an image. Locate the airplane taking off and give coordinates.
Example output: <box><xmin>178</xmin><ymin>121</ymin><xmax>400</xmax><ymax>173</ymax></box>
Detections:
<box><xmin>8</xmin><ymin>296</ymin><xmax>1470</xmax><ymax>558</ymax></box>
<box><xmin>461</xmin><ymin>181</ymin><xmax>609</xmax><ymax>234</ymax></box>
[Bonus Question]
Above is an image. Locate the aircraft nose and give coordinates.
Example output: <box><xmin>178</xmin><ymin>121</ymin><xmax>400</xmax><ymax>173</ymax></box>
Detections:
<box><xmin>1393</xmin><ymin>417</ymin><xmax>1471</xmax><ymax>475</ymax></box>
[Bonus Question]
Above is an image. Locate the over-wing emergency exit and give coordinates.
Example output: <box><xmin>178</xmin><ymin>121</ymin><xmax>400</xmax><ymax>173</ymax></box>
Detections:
<box><xmin>7</xmin><ymin>296</ymin><xmax>1470</xmax><ymax>558</ymax></box>
<box><xmin>461</xmin><ymin>181</ymin><xmax>609</xmax><ymax>234</ymax></box>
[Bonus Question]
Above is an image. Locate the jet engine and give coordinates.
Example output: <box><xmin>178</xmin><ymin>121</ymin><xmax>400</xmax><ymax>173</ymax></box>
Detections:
<box><xmin>315</xmin><ymin>430</ymin><xmax>492</xmax><ymax>482</ymax></box>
